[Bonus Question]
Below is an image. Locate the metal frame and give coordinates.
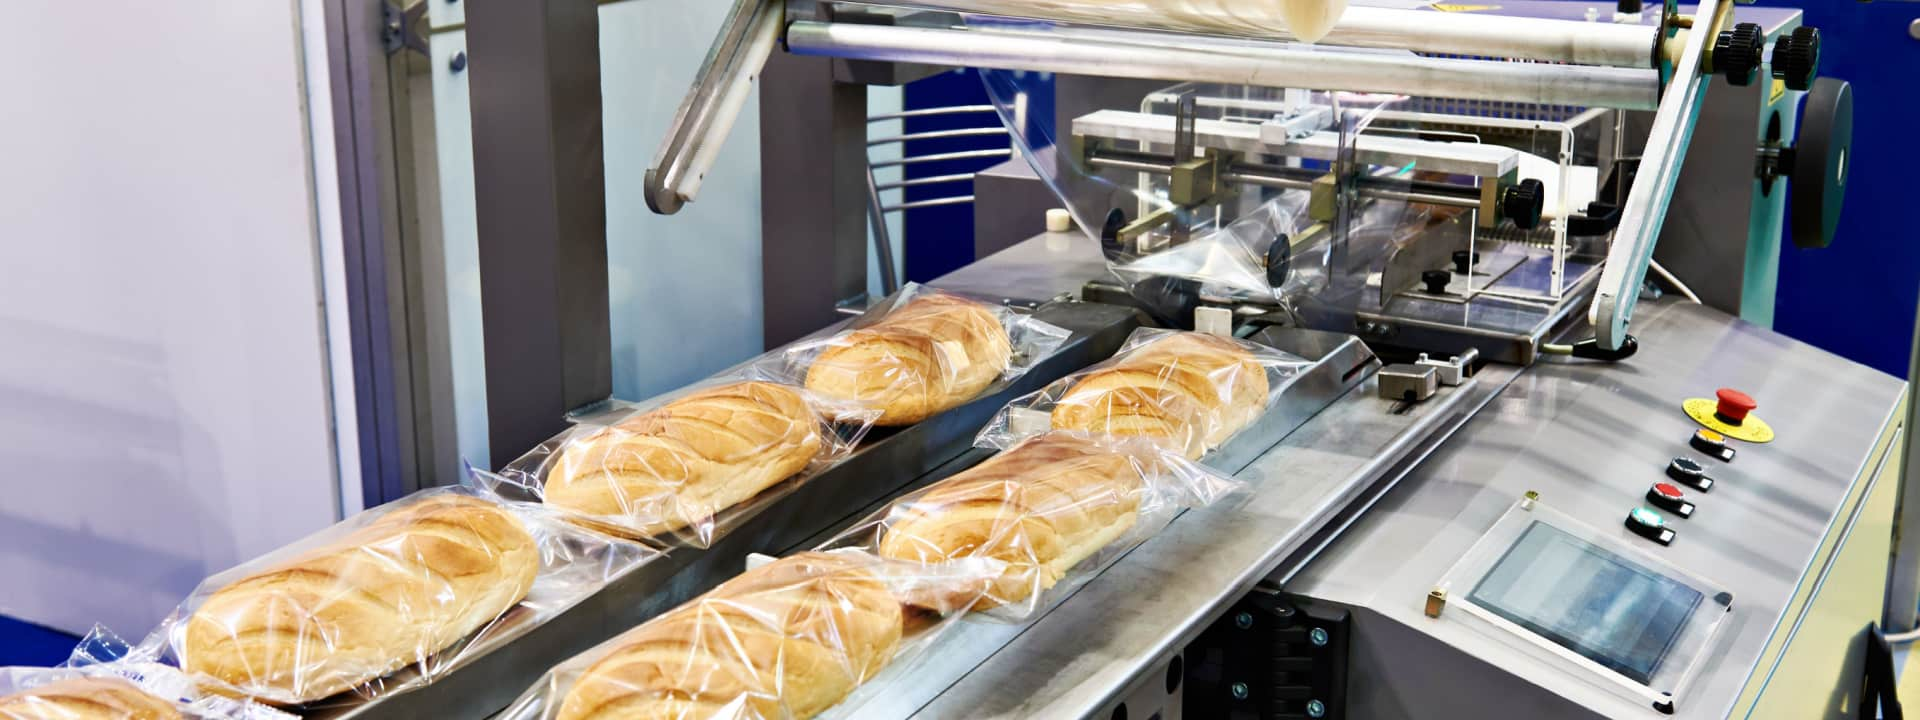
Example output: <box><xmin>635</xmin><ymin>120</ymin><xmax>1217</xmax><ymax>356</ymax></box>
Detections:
<box><xmin>465</xmin><ymin>0</ymin><xmax>613</xmax><ymax>468</ymax></box>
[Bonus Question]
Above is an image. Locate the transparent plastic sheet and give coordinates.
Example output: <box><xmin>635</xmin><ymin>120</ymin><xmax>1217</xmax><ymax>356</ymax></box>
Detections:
<box><xmin>0</xmin><ymin>657</ymin><xmax>293</xmax><ymax>720</ymax></box>
<box><xmin>817</xmin><ymin>431</ymin><xmax>1241</xmax><ymax>621</ymax></box>
<box><xmin>981</xmin><ymin>68</ymin><xmax>1458</xmax><ymax>325</ymax></box>
<box><xmin>978</xmin><ymin>328</ymin><xmax>1313</xmax><ymax>460</ymax></box>
<box><xmin>473</xmin><ymin>378</ymin><xmax>881</xmax><ymax>548</ymax></box>
<box><xmin>760</xmin><ymin>283</ymin><xmax>1071</xmax><ymax>427</ymax></box>
<box><xmin>496</xmin><ymin>550</ymin><xmax>1005</xmax><ymax>720</ymax></box>
<box><xmin>131</xmin><ymin>487</ymin><xmax>657</xmax><ymax>708</ymax></box>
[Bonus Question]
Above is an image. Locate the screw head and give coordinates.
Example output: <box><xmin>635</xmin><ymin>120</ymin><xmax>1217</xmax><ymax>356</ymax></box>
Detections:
<box><xmin>1310</xmin><ymin>627</ymin><xmax>1330</xmax><ymax>646</ymax></box>
<box><xmin>1230</xmin><ymin>682</ymin><xmax>1249</xmax><ymax>700</ymax></box>
<box><xmin>449</xmin><ymin>51</ymin><xmax>468</xmax><ymax>73</ymax></box>
<box><xmin>1234</xmin><ymin>612</ymin><xmax>1253</xmax><ymax>629</ymax></box>
<box><xmin>1307</xmin><ymin>699</ymin><xmax>1327</xmax><ymax>717</ymax></box>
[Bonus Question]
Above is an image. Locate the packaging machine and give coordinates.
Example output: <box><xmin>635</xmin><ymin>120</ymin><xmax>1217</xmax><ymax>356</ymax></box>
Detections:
<box><xmin>431</xmin><ymin>0</ymin><xmax>1903</xmax><ymax>718</ymax></box>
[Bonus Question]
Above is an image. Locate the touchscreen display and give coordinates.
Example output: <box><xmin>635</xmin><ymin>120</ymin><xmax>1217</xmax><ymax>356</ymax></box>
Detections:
<box><xmin>1468</xmin><ymin>521</ymin><xmax>1703</xmax><ymax>684</ymax></box>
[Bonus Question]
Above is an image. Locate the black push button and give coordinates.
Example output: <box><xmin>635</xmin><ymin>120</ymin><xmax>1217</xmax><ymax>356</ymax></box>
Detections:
<box><xmin>1666</xmin><ymin>458</ymin><xmax>1714</xmax><ymax>492</ymax></box>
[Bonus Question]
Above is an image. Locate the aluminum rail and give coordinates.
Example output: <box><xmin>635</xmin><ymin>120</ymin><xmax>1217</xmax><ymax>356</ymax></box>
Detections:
<box><xmin>786</xmin><ymin>21</ymin><xmax>1662</xmax><ymax>110</ymax></box>
<box><xmin>644</xmin><ymin>0</ymin><xmax>783</xmax><ymax>214</ymax></box>
<box><xmin>843</xmin><ymin>1</ymin><xmax>1658</xmax><ymax>67</ymax></box>
<box><xmin>1589</xmin><ymin>5</ymin><xmax>1715</xmax><ymax>350</ymax></box>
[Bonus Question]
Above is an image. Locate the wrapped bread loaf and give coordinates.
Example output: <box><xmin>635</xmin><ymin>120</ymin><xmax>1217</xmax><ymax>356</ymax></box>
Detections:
<box><xmin>546</xmin><ymin>381</ymin><xmax>825</xmax><ymax>538</ymax></box>
<box><xmin>555</xmin><ymin>552</ymin><xmax>904</xmax><ymax>720</ymax></box>
<box><xmin>1050</xmin><ymin>332</ymin><xmax>1268</xmax><ymax>459</ymax></box>
<box><xmin>804</xmin><ymin>294</ymin><xmax>1013</xmax><ymax>426</ymax></box>
<box><xmin>181</xmin><ymin>495</ymin><xmax>539</xmax><ymax>703</ymax></box>
<box><xmin>0</xmin><ymin>677</ymin><xmax>181</xmax><ymax>720</ymax></box>
<box><xmin>876</xmin><ymin>433</ymin><xmax>1143</xmax><ymax>611</ymax></box>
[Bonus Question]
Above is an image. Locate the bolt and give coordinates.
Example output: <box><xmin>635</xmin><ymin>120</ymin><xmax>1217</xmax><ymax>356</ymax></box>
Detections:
<box><xmin>1275</xmin><ymin>604</ymin><xmax>1296</xmax><ymax>618</ymax></box>
<box><xmin>1234</xmin><ymin>612</ymin><xmax>1253</xmax><ymax>629</ymax></box>
<box><xmin>449</xmin><ymin>51</ymin><xmax>467</xmax><ymax>73</ymax></box>
<box><xmin>1230</xmin><ymin>682</ymin><xmax>1249</xmax><ymax>700</ymax></box>
<box><xmin>1307</xmin><ymin>699</ymin><xmax>1327</xmax><ymax>717</ymax></box>
<box><xmin>1310</xmin><ymin>627</ymin><xmax>1330</xmax><ymax>647</ymax></box>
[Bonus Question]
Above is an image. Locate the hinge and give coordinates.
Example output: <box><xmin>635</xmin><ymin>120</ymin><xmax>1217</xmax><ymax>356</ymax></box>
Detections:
<box><xmin>382</xmin><ymin>1</ymin><xmax>429</xmax><ymax>57</ymax></box>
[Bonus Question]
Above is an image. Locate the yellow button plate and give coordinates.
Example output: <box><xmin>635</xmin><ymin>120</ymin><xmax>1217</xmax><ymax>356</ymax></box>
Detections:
<box><xmin>1684</xmin><ymin>398</ymin><xmax>1775</xmax><ymax>443</ymax></box>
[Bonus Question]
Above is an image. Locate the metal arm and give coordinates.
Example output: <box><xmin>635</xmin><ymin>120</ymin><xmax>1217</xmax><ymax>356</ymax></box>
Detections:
<box><xmin>1588</xmin><ymin>0</ymin><xmax>1718</xmax><ymax>349</ymax></box>
<box><xmin>644</xmin><ymin>0</ymin><xmax>784</xmax><ymax>214</ymax></box>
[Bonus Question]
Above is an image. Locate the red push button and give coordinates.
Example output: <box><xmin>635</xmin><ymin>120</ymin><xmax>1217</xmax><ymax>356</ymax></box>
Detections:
<box><xmin>1716</xmin><ymin>388</ymin><xmax>1757</xmax><ymax>424</ymax></box>
<box><xmin>1653</xmin><ymin>482</ymin><xmax>1685</xmax><ymax>500</ymax></box>
<box><xmin>1647</xmin><ymin>482</ymin><xmax>1696</xmax><ymax>518</ymax></box>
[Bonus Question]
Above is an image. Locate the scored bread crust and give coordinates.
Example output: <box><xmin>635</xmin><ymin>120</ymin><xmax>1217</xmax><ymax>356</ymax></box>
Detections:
<box><xmin>546</xmin><ymin>381</ymin><xmax>825</xmax><ymax>538</ymax></box>
<box><xmin>181</xmin><ymin>495</ymin><xmax>539</xmax><ymax>704</ymax></box>
<box><xmin>556</xmin><ymin>552</ymin><xmax>904</xmax><ymax>720</ymax></box>
<box><xmin>804</xmin><ymin>294</ymin><xmax>1012</xmax><ymax>426</ymax></box>
<box><xmin>0</xmin><ymin>677</ymin><xmax>183</xmax><ymax>720</ymax></box>
<box><xmin>1050</xmin><ymin>332</ymin><xmax>1267</xmax><ymax>459</ymax></box>
<box><xmin>875</xmin><ymin>433</ymin><xmax>1144</xmax><ymax>611</ymax></box>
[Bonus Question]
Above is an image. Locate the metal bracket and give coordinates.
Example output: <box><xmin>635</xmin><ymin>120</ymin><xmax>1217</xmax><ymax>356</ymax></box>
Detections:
<box><xmin>382</xmin><ymin>1</ymin><xmax>429</xmax><ymax>57</ymax></box>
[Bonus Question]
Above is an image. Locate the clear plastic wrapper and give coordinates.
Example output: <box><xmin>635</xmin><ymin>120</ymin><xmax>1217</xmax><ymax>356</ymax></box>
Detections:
<box><xmin>131</xmin><ymin>487</ymin><xmax>657</xmax><ymax>708</ymax></box>
<box><xmin>818</xmin><ymin>431</ymin><xmax>1241</xmax><ymax>620</ymax></box>
<box><xmin>474</xmin><ymin>378</ymin><xmax>880</xmax><ymax>548</ymax></box>
<box><xmin>762</xmin><ymin>283</ymin><xmax>1071</xmax><ymax>427</ymax></box>
<box><xmin>979</xmin><ymin>328</ymin><xmax>1312</xmax><ymax>459</ymax></box>
<box><xmin>2</xmin><ymin>629</ymin><xmax>292</xmax><ymax>720</ymax></box>
<box><xmin>496</xmin><ymin>550</ymin><xmax>1004</xmax><ymax>720</ymax></box>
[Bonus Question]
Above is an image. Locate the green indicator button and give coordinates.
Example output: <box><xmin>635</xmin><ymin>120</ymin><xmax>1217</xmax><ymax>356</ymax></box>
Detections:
<box><xmin>1630</xmin><ymin>507</ymin><xmax>1665</xmax><ymax>528</ymax></box>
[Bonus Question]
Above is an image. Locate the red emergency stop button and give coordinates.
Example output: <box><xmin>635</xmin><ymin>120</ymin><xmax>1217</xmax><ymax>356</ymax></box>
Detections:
<box><xmin>1715</xmin><ymin>388</ymin><xmax>1757</xmax><ymax>425</ymax></box>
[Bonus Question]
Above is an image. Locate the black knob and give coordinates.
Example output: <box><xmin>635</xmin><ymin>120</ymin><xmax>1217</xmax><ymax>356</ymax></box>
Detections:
<box><xmin>1451</xmin><ymin>250</ymin><xmax>1474</xmax><ymax>275</ymax></box>
<box><xmin>1617</xmin><ymin>0</ymin><xmax>1642</xmax><ymax>12</ymax></box>
<box><xmin>1501</xmin><ymin>179</ymin><xmax>1545</xmax><ymax>230</ymax></box>
<box><xmin>1771</xmin><ymin>26</ymin><xmax>1819</xmax><ymax>92</ymax></box>
<box><xmin>1422</xmin><ymin>270</ymin><xmax>1451</xmax><ymax>295</ymax></box>
<box><xmin>1265</xmin><ymin>233</ymin><xmax>1292</xmax><ymax>288</ymax></box>
<box><xmin>1715</xmin><ymin>23</ymin><xmax>1764</xmax><ymax>87</ymax></box>
<box><xmin>1666</xmin><ymin>457</ymin><xmax>1715</xmax><ymax>492</ymax></box>
<box><xmin>1791</xmin><ymin>78</ymin><xmax>1852</xmax><ymax>249</ymax></box>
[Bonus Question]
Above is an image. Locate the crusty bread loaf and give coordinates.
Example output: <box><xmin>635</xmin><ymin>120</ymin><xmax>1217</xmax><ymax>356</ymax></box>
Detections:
<box><xmin>546</xmin><ymin>381</ymin><xmax>825</xmax><ymax>538</ymax></box>
<box><xmin>804</xmin><ymin>294</ymin><xmax>1013</xmax><ymax>426</ymax></box>
<box><xmin>556</xmin><ymin>552</ymin><xmax>904</xmax><ymax>720</ymax></box>
<box><xmin>0</xmin><ymin>677</ymin><xmax>181</xmax><ymax>720</ymax></box>
<box><xmin>876</xmin><ymin>433</ymin><xmax>1143</xmax><ymax>610</ymax></box>
<box><xmin>1050</xmin><ymin>332</ymin><xmax>1267</xmax><ymax>459</ymax></box>
<box><xmin>181</xmin><ymin>495</ymin><xmax>539</xmax><ymax>703</ymax></box>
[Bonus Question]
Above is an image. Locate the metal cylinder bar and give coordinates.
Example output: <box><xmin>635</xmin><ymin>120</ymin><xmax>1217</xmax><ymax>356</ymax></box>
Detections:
<box><xmin>645</xmin><ymin>0</ymin><xmax>783</xmax><ymax>214</ymax></box>
<box><xmin>883</xmin><ymin>196</ymin><xmax>976</xmax><ymax>211</ymax></box>
<box><xmin>787</xmin><ymin>22</ymin><xmax>1660</xmax><ymax>110</ymax></box>
<box><xmin>876</xmin><ymin>172</ymin><xmax>977</xmax><ymax>190</ymax></box>
<box><xmin>868</xmin><ymin>127</ymin><xmax>1008</xmax><ymax>145</ymax></box>
<box><xmin>868</xmin><ymin>148</ymin><xmax>1013</xmax><ymax>168</ymax></box>
<box><xmin>863</xmin><ymin>164</ymin><xmax>901</xmax><ymax>295</ymax></box>
<box><xmin>867</xmin><ymin>105</ymin><xmax>998</xmax><ymax>122</ymax></box>
<box><xmin>847</xmin><ymin>1</ymin><xmax>1657</xmax><ymax>67</ymax></box>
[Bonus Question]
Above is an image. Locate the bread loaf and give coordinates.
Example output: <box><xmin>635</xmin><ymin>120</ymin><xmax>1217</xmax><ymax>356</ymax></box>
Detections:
<box><xmin>181</xmin><ymin>495</ymin><xmax>539</xmax><ymax>703</ymax></box>
<box><xmin>556</xmin><ymin>552</ymin><xmax>904</xmax><ymax>720</ymax></box>
<box><xmin>804</xmin><ymin>294</ymin><xmax>1013</xmax><ymax>426</ymax></box>
<box><xmin>876</xmin><ymin>433</ymin><xmax>1143</xmax><ymax>610</ymax></box>
<box><xmin>0</xmin><ymin>677</ymin><xmax>181</xmax><ymax>720</ymax></box>
<box><xmin>546</xmin><ymin>381</ymin><xmax>825</xmax><ymax>538</ymax></box>
<box><xmin>1050</xmin><ymin>332</ymin><xmax>1268</xmax><ymax>459</ymax></box>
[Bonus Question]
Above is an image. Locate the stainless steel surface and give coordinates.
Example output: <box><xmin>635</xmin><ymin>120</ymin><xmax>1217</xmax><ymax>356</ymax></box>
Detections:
<box><xmin>871</xmin><ymin>361</ymin><xmax>1505</xmax><ymax>718</ymax></box>
<box><xmin>786</xmin><ymin>21</ymin><xmax>1662</xmax><ymax>109</ymax></box>
<box><xmin>643</xmin><ymin>0</ymin><xmax>782</xmax><ymax>214</ymax></box>
<box><xmin>1072</xmin><ymin>109</ymin><xmax>1524</xmax><ymax>177</ymax></box>
<box><xmin>928</xmin><ymin>229</ymin><xmax>1110</xmax><ymax>304</ymax></box>
<box><xmin>842</xmin><ymin>1</ymin><xmax>1658</xmax><ymax>66</ymax></box>
<box><xmin>1889</xmin><ymin>302</ymin><xmax>1920</xmax><ymax>632</ymax></box>
<box><xmin>1379</xmin><ymin>364</ymin><xmax>1439</xmax><ymax>402</ymax></box>
<box><xmin>1589</xmin><ymin>0</ymin><xmax>1718</xmax><ymax>349</ymax></box>
<box><xmin>1289</xmin><ymin>299</ymin><xmax>1906</xmax><ymax>718</ymax></box>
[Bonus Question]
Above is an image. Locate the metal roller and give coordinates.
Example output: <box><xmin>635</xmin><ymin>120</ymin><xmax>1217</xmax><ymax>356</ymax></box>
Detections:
<box><xmin>786</xmin><ymin>21</ymin><xmax>1662</xmax><ymax>110</ymax></box>
<box><xmin>843</xmin><ymin>1</ymin><xmax>1661</xmax><ymax>67</ymax></box>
